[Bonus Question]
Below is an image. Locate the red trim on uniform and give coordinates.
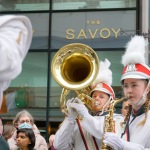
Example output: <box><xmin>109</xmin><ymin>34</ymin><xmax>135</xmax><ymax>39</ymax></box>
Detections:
<box><xmin>77</xmin><ymin>119</ymin><xmax>99</xmax><ymax>150</ymax></box>
<box><xmin>126</xmin><ymin>127</ymin><xmax>129</xmax><ymax>141</ymax></box>
<box><xmin>76</xmin><ymin>119</ymin><xmax>89</xmax><ymax>150</ymax></box>
<box><xmin>92</xmin><ymin>136</ymin><xmax>99</xmax><ymax>150</ymax></box>
<box><xmin>122</xmin><ymin>64</ymin><xmax>150</xmax><ymax>76</ymax></box>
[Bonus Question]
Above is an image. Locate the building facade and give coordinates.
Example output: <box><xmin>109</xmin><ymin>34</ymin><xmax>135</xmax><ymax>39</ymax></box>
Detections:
<box><xmin>0</xmin><ymin>0</ymin><xmax>149</xmax><ymax>141</ymax></box>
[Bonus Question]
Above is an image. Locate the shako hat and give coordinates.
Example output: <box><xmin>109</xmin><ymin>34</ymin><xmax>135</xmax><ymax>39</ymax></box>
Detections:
<box><xmin>121</xmin><ymin>35</ymin><xmax>150</xmax><ymax>81</ymax></box>
<box><xmin>90</xmin><ymin>59</ymin><xmax>115</xmax><ymax>100</ymax></box>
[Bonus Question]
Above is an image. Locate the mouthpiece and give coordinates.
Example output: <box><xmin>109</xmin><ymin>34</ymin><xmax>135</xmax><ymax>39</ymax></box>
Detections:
<box><xmin>94</xmin><ymin>101</ymin><xmax>99</xmax><ymax>106</ymax></box>
<box><xmin>125</xmin><ymin>96</ymin><xmax>130</xmax><ymax>101</ymax></box>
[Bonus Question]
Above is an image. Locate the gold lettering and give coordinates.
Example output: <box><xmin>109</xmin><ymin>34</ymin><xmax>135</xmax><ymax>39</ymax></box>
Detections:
<box><xmin>88</xmin><ymin>29</ymin><xmax>98</xmax><ymax>39</ymax></box>
<box><xmin>111</xmin><ymin>28</ymin><xmax>120</xmax><ymax>38</ymax></box>
<box><xmin>91</xmin><ymin>20</ymin><xmax>95</xmax><ymax>24</ymax></box>
<box><xmin>96</xmin><ymin>20</ymin><xmax>101</xmax><ymax>25</ymax></box>
<box><xmin>77</xmin><ymin>29</ymin><xmax>87</xmax><ymax>39</ymax></box>
<box><xmin>66</xmin><ymin>29</ymin><xmax>75</xmax><ymax>39</ymax></box>
<box><xmin>100</xmin><ymin>28</ymin><xmax>110</xmax><ymax>39</ymax></box>
<box><xmin>86</xmin><ymin>20</ymin><xmax>90</xmax><ymax>24</ymax></box>
<box><xmin>66</xmin><ymin>27</ymin><xmax>121</xmax><ymax>40</ymax></box>
<box><xmin>86</xmin><ymin>20</ymin><xmax>101</xmax><ymax>25</ymax></box>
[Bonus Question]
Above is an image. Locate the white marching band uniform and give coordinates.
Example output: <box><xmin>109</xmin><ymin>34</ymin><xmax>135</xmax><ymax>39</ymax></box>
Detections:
<box><xmin>0</xmin><ymin>14</ymin><xmax>32</xmax><ymax>149</ymax></box>
<box><xmin>103</xmin><ymin>36</ymin><xmax>150</xmax><ymax>150</ymax></box>
<box><xmin>121</xmin><ymin>111</ymin><xmax>150</xmax><ymax>150</ymax></box>
<box><xmin>54</xmin><ymin>113</ymin><xmax>124</xmax><ymax>150</ymax></box>
<box><xmin>53</xmin><ymin>35</ymin><xmax>150</xmax><ymax>150</ymax></box>
<box><xmin>0</xmin><ymin>15</ymin><xmax>32</xmax><ymax>108</ymax></box>
<box><xmin>54</xmin><ymin>59</ymin><xmax>125</xmax><ymax>150</ymax></box>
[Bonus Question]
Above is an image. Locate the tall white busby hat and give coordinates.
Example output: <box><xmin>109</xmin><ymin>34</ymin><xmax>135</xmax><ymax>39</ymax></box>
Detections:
<box><xmin>121</xmin><ymin>35</ymin><xmax>150</xmax><ymax>81</ymax></box>
<box><xmin>90</xmin><ymin>59</ymin><xmax>115</xmax><ymax>99</ymax></box>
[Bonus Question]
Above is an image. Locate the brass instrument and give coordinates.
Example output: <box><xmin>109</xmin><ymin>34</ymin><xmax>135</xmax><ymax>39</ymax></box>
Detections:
<box><xmin>51</xmin><ymin>43</ymin><xmax>99</xmax><ymax>114</ymax></box>
<box><xmin>101</xmin><ymin>97</ymin><xmax>129</xmax><ymax>150</ymax></box>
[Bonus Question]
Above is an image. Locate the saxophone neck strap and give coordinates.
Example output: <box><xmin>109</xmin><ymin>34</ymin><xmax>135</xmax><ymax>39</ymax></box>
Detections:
<box><xmin>121</xmin><ymin>105</ymin><xmax>145</xmax><ymax>141</ymax></box>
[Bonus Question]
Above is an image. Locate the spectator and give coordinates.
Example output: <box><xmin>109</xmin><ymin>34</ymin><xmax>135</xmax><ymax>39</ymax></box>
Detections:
<box><xmin>49</xmin><ymin>134</ymin><xmax>55</xmax><ymax>149</ymax></box>
<box><xmin>48</xmin><ymin>121</ymin><xmax>64</xmax><ymax>150</ymax></box>
<box><xmin>16</xmin><ymin>122</ymin><xmax>35</xmax><ymax>150</ymax></box>
<box><xmin>0</xmin><ymin>135</ymin><xmax>10</xmax><ymax>150</ymax></box>
<box><xmin>8</xmin><ymin>110</ymin><xmax>48</xmax><ymax>150</ymax></box>
<box><xmin>3</xmin><ymin>123</ymin><xmax>15</xmax><ymax>141</ymax></box>
<box><xmin>121</xmin><ymin>100</ymin><xmax>129</xmax><ymax>117</ymax></box>
<box><xmin>0</xmin><ymin>117</ymin><xmax>3</xmax><ymax>135</ymax></box>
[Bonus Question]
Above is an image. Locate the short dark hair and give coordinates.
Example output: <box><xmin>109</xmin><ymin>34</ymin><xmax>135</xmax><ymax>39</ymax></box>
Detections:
<box><xmin>17</xmin><ymin>128</ymin><xmax>35</xmax><ymax>149</ymax></box>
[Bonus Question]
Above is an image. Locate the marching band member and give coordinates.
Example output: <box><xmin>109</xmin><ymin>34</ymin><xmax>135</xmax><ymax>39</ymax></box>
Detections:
<box><xmin>0</xmin><ymin>15</ymin><xmax>32</xmax><ymax>149</ymax></box>
<box><xmin>53</xmin><ymin>59</ymin><xmax>123</xmax><ymax>150</ymax></box>
<box><xmin>0</xmin><ymin>15</ymin><xmax>32</xmax><ymax>109</ymax></box>
<box><xmin>103</xmin><ymin>35</ymin><xmax>150</xmax><ymax>150</ymax></box>
<box><xmin>121</xmin><ymin>100</ymin><xmax>129</xmax><ymax>117</ymax></box>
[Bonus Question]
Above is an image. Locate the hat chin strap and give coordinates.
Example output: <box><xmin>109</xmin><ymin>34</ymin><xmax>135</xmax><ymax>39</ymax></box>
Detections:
<box><xmin>134</xmin><ymin>80</ymin><xmax>150</xmax><ymax>108</ymax></box>
<box><xmin>99</xmin><ymin>96</ymin><xmax>112</xmax><ymax>115</ymax></box>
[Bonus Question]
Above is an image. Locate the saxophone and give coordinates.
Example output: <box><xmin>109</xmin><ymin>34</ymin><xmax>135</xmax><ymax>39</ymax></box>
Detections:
<box><xmin>100</xmin><ymin>97</ymin><xmax>129</xmax><ymax>150</ymax></box>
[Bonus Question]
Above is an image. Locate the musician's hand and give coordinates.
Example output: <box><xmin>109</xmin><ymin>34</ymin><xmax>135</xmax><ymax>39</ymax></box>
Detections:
<box><xmin>66</xmin><ymin>98</ymin><xmax>77</xmax><ymax>124</ymax></box>
<box><xmin>70</xmin><ymin>97</ymin><xmax>89</xmax><ymax>118</ymax></box>
<box><xmin>103</xmin><ymin>132</ymin><xmax>124</xmax><ymax>150</ymax></box>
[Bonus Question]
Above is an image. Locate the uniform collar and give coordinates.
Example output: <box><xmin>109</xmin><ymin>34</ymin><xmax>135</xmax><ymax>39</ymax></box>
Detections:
<box><xmin>131</xmin><ymin>105</ymin><xmax>145</xmax><ymax>117</ymax></box>
<box><xmin>92</xmin><ymin>111</ymin><xmax>108</xmax><ymax>116</ymax></box>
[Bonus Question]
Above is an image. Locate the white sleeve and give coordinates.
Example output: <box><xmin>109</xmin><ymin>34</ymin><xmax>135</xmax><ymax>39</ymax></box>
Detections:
<box><xmin>0</xmin><ymin>15</ymin><xmax>32</xmax><ymax>82</ymax></box>
<box><xmin>81</xmin><ymin>114</ymin><xmax>124</xmax><ymax>140</ymax></box>
<box><xmin>81</xmin><ymin>115</ymin><xmax>104</xmax><ymax>139</ymax></box>
<box><xmin>53</xmin><ymin>118</ymin><xmax>76</xmax><ymax>150</ymax></box>
<box><xmin>123</xmin><ymin>141</ymin><xmax>150</xmax><ymax>150</ymax></box>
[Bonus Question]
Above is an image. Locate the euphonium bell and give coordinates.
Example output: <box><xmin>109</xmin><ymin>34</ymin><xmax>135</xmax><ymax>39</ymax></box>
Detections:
<box><xmin>51</xmin><ymin>43</ymin><xmax>100</xmax><ymax>114</ymax></box>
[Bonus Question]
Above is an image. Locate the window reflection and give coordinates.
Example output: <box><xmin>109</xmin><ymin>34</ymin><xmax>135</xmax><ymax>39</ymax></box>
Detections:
<box><xmin>0</xmin><ymin>0</ymin><xmax>50</xmax><ymax>11</ymax></box>
<box><xmin>4</xmin><ymin>52</ymin><xmax>48</xmax><ymax>109</ymax></box>
<box><xmin>0</xmin><ymin>0</ymin><xmax>136</xmax><ymax>11</ymax></box>
<box><xmin>52</xmin><ymin>0</ymin><xmax>136</xmax><ymax>10</ymax></box>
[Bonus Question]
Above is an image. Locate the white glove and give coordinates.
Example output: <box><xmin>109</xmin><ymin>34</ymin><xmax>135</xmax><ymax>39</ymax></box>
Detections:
<box><xmin>66</xmin><ymin>98</ymin><xmax>77</xmax><ymax>124</ymax></box>
<box><xmin>70</xmin><ymin>97</ymin><xmax>89</xmax><ymax>118</ymax></box>
<box><xmin>103</xmin><ymin>132</ymin><xmax>124</xmax><ymax>150</ymax></box>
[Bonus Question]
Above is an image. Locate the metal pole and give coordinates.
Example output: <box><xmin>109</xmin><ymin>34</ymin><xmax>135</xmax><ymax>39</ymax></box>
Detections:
<box><xmin>142</xmin><ymin>0</ymin><xmax>149</xmax><ymax>64</ymax></box>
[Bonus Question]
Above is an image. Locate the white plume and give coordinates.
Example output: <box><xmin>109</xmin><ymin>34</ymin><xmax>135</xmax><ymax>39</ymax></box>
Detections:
<box><xmin>90</xmin><ymin>59</ymin><xmax>112</xmax><ymax>89</ymax></box>
<box><xmin>122</xmin><ymin>35</ymin><xmax>146</xmax><ymax>66</ymax></box>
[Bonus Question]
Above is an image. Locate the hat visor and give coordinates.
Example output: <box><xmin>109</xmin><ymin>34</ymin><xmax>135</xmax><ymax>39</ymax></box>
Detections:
<box><xmin>90</xmin><ymin>87</ymin><xmax>112</xmax><ymax>97</ymax></box>
<box><xmin>121</xmin><ymin>74</ymin><xmax>149</xmax><ymax>81</ymax></box>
